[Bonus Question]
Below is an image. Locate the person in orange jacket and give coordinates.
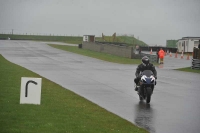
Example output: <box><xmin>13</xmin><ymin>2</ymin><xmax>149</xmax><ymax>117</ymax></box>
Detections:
<box><xmin>158</xmin><ymin>48</ymin><xmax>165</xmax><ymax>64</ymax></box>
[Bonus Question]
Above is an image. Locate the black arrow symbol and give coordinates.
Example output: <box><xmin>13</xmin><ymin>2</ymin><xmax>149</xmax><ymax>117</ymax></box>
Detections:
<box><xmin>25</xmin><ymin>80</ymin><xmax>37</xmax><ymax>97</ymax></box>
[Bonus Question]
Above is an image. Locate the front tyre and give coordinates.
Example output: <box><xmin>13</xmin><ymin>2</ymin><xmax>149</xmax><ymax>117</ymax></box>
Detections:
<box><xmin>146</xmin><ymin>87</ymin><xmax>152</xmax><ymax>104</ymax></box>
<box><xmin>138</xmin><ymin>87</ymin><xmax>143</xmax><ymax>101</ymax></box>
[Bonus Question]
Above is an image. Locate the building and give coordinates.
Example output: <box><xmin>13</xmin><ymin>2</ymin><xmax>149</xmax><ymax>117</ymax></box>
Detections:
<box><xmin>83</xmin><ymin>35</ymin><xmax>95</xmax><ymax>42</ymax></box>
<box><xmin>176</xmin><ymin>37</ymin><xmax>200</xmax><ymax>52</ymax></box>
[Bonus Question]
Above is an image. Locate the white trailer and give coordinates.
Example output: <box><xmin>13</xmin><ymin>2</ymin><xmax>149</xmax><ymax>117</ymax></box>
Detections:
<box><xmin>176</xmin><ymin>37</ymin><xmax>200</xmax><ymax>52</ymax></box>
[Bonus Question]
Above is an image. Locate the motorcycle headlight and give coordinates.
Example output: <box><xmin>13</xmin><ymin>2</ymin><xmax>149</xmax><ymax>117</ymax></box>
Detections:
<box><xmin>141</xmin><ymin>75</ymin><xmax>147</xmax><ymax>81</ymax></box>
<box><xmin>141</xmin><ymin>75</ymin><xmax>147</xmax><ymax>83</ymax></box>
<box><xmin>150</xmin><ymin>76</ymin><xmax>155</xmax><ymax>81</ymax></box>
<box><xmin>142</xmin><ymin>79</ymin><xmax>147</xmax><ymax>83</ymax></box>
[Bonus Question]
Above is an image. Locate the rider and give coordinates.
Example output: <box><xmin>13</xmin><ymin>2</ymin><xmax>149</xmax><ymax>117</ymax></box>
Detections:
<box><xmin>134</xmin><ymin>56</ymin><xmax>157</xmax><ymax>91</ymax></box>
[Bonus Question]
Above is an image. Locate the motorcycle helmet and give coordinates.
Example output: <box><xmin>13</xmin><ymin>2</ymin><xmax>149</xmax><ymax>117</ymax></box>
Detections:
<box><xmin>142</xmin><ymin>56</ymin><xmax>150</xmax><ymax>66</ymax></box>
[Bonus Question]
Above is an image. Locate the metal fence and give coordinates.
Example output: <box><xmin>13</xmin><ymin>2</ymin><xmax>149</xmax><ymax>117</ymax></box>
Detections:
<box><xmin>132</xmin><ymin>53</ymin><xmax>157</xmax><ymax>63</ymax></box>
<box><xmin>140</xmin><ymin>46</ymin><xmax>177</xmax><ymax>53</ymax></box>
<box><xmin>142</xmin><ymin>54</ymin><xmax>157</xmax><ymax>63</ymax></box>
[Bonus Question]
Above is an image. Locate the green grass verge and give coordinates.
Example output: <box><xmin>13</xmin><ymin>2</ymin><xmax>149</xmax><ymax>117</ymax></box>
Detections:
<box><xmin>175</xmin><ymin>67</ymin><xmax>200</xmax><ymax>73</ymax></box>
<box><xmin>0</xmin><ymin>55</ymin><xmax>148</xmax><ymax>133</ymax></box>
<box><xmin>48</xmin><ymin>44</ymin><xmax>142</xmax><ymax>64</ymax></box>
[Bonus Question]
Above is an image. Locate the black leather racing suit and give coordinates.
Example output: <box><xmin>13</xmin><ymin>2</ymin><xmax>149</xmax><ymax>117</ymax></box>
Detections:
<box><xmin>134</xmin><ymin>63</ymin><xmax>157</xmax><ymax>85</ymax></box>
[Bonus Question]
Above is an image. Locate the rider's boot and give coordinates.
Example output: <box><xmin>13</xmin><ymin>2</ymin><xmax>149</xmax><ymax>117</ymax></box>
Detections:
<box><xmin>135</xmin><ymin>85</ymin><xmax>140</xmax><ymax>91</ymax></box>
<box><xmin>135</xmin><ymin>86</ymin><xmax>138</xmax><ymax>91</ymax></box>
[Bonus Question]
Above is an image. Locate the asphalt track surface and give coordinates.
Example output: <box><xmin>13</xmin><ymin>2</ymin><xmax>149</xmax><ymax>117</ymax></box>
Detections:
<box><xmin>0</xmin><ymin>40</ymin><xmax>200</xmax><ymax>133</ymax></box>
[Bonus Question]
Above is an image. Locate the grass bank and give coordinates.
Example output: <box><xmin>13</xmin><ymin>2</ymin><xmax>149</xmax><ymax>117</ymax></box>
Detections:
<box><xmin>0</xmin><ymin>34</ymin><xmax>147</xmax><ymax>46</ymax></box>
<box><xmin>175</xmin><ymin>67</ymin><xmax>200</xmax><ymax>73</ymax></box>
<box><xmin>0</xmin><ymin>55</ymin><xmax>148</xmax><ymax>133</ymax></box>
<box><xmin>48</xmin><ymin>44</ymin><xmax>142</xmax><ymax>64</ymax></box>
<box><xmin>96</xmin><ymin>36</ymin><xmax>148</xmax><ymax>46</ymax></box>
<box><xmin>0</xmin><ymin>34</ymin><xmax>82</xmax><ymax>44</ymax></box>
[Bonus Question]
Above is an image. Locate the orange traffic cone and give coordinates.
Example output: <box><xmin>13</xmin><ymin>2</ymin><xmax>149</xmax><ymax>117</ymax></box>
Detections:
<box><xmin>186</xmin><ymin>53</ymin><xmax>190</xmax><ymax>60</ymax></box>
<box><xmin>158</xmin><ymin>64</ymin><xmax>164</xmax><ymax>68</ymax></box>
<box><xmin>175</xmin><ymin>52</ymin><xmax>178</xmax><ymax>58</ymax></box>
<box><xmin>181</xmin><ymin>51</ymin><xmax>184</xmax><ymax>59</ymax></box>
<box><xmin>150</xmin><ymin>48</ymin><xmax>152</xmax><ymax>54</ymax></box>
<box><xmin>169</xmin><ymin>52</ymin><xmax>172</xmax><ymax>57</ymax></box>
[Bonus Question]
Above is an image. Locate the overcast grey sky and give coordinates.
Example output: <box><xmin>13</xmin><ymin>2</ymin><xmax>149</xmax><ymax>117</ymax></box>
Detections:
<box><xmin>0</xmin><ymin>0</ymin><xmax>200</xmax><ymax>45</ymax></box>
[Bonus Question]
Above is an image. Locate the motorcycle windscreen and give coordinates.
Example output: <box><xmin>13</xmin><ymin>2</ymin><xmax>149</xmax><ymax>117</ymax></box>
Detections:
<box><xmin>142</xmin><ymin>70</ymin><xmax>154</xmax><ymax>77</ymax></box>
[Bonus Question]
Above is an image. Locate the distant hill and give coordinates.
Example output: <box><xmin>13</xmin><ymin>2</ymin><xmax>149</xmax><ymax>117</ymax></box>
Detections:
<box><xmin>96</xmin><ymin>35</ymin><xmax>148</xmax><ymax>47</ymax></box>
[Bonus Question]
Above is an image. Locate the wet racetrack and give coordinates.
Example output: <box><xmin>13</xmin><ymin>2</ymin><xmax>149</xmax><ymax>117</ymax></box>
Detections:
<box><xmin>0</xmin><ymin>40</ymin><xmax>200</xmax><ymax>133</ymax></box>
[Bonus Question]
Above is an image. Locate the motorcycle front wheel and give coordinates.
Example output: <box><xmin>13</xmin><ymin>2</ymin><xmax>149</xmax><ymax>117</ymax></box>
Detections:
<box><xmin>146</xmin><ymin>87</ymin><xmax>152</xmax><ymax>104</ymax></box>
<box><xmin>138</xmin><ymin>87</ymin><xmax>143</xmax><ymax>100</ymax></box>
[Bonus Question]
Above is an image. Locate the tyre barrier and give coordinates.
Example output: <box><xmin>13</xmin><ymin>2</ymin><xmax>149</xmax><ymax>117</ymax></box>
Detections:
<box><xmin>191</xmin><ymin>59</ymin><xmax>200</xmax><ymax>69</ymax></box>
<box><xmin>78</xmin><ymin>44</ymin><xmax>82</xmax><ymax>48</ymax></box>
<box><xmin>193</xmin><ymin>47</ymin><xmax>200</xmax><ymax>59</ymax></box>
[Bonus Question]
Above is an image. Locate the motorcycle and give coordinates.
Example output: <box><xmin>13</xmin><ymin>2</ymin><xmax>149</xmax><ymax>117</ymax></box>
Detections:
<box><xmin>137</xmin><ymin>70</ymin><xmax>156</xmax><ymax>104</ymax></box>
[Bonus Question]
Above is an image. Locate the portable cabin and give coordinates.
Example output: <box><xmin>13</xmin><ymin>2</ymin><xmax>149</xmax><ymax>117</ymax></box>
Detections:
<box><xmin>176</xmin><ymin>37</ymin><xmax>200</xmax><ymax>52</ymax></box>
<box><xmin>83</xmin><ymin>35</ymin><xmax>95</xmax><ymax>42</ymax></box>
